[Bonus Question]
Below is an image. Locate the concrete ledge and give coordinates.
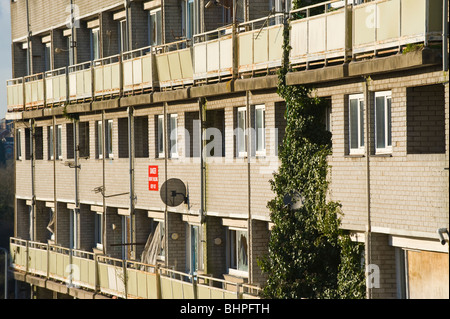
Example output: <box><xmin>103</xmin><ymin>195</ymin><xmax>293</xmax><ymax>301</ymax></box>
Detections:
<box><xmin>22</xmin><ymin>109</ymin><xmax>44</xmax><ymax>119</ymax></box>
<box><xmin>5</xmin><ymin>111</ymin><xmax>23</xmax><ymax>120</ymax></box>
<box><xmin>43</xmin><ymin>106</ymin><xmax>65</xmax><ymax>117</ymax></box>
<box><xmin>190</xmin><ymin>81</ymin><xmax>234</xmax><ymax>98</ymax></box>
<box><xmin>234</xmin><ymin>75</ymin><xmax>278</xmax><ymax>92</ymax></box>
<box><xmin>120</xmin><ymin>93</ymin><xmax>152</xmax><ymax>107</ymax></box>
<box><xmin>92</xmin><ymin>99</ymin><xmax>120</xmax><ymax>111</ymax></box>
<box><xmin>47</xmin><ymin>280</ymin><xmax>69</xmax><ymax>294</ymax></box>
<box><xmin>25</xmin><ymin>274</ymin><xmax>47</xmax><ymax>288</ymax></box>
<box><xmin>348</xmin><ymin>49</ymin><xmax>441</xmax><ymax>77</ymax></box>
<box><xmin>286</xmin><ymin>64</ymin><xmax>347</xmax><ymax>86</ymax></box>
<box><xmin>66</xmin><ymin>102</ymin><xmax>91</xmax><ymax>114</ymax></box>
<box><xmin>153</xmin><ymin>88</ymin><xmax>190</xmax><ymax>103</ymax></box>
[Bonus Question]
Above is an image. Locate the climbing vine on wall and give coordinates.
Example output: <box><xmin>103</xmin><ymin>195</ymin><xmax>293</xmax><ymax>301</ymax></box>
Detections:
<box><xmin>258</xmin><ymin>4</ymin><xmax>365</xmax><ymax>299</ymax></box>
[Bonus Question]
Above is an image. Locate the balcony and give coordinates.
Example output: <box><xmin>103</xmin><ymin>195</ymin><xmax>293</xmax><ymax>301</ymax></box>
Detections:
<box><xmin>5</xmin><ymin>0</ymin><xmax>445</xmax><ymax>114</ymax></box>
<box><xmin>9</xmin><ymin>237</ymin><xmax>261</xmax><ymax>299</ymax></box>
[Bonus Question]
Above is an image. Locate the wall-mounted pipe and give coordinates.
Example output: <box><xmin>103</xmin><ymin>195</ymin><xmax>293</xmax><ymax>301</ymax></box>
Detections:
<box><xmin>443</xmin><ymin>0</ymin><xmax>448</xmax><ymax>71</ymax></box>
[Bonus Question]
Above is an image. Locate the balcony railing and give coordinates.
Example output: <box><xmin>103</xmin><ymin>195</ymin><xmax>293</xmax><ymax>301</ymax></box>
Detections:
<box><xmin>9</xmin><ymin>237</ymin><xmax>261</xmax><ymax>299</ymax></box>
<box><xmin>193</xmin><ymin>26</ymin><xmax>234</xmax><ymax>83</ymax></box>
<box><xmin>6</xmin><ymin>0</ymin><xmax>445</xmax><ymax>113</ymax></box>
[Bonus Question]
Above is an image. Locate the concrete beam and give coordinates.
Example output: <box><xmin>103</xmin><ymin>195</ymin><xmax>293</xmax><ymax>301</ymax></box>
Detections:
<box><xmin>91</xmin><ymin>99</ymin><xmax>120</xmax><ymax>111</ymax></box>
<box><xmin>234</xmin><ymin>75</ymin><xmax>278</xmax><ymax>92</ymax></box>
<box><xmin>120</xmin><ymin>93</ymin><xmax>152</xmax><ymax>107</ymax></box>
<box><xmin>190</xmin><ymin>81</ymin><xmax>234</xmax><ymax>98</ymax></box>
<box><xmin>153</xmin><ymin>88</ymin><xmax>190</xmax><ymax>103</ymax></box>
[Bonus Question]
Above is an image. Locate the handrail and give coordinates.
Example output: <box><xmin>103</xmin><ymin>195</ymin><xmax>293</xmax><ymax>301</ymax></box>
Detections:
<box><xmin>9</xmin><ymin>237</ymin><xmax>261</xmax><ymax>299</ymax></box>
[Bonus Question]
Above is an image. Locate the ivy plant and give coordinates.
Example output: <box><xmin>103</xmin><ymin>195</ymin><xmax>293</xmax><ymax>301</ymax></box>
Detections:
<box><xmin>258</xmin><ymin>4</ymin><xmax>365</xmax><ymax>299</ymax></box>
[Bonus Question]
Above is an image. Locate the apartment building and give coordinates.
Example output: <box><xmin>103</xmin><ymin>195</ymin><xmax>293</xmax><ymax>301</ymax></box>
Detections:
<box><xmin>5</xmin><ymin>0</ymin><xmax>449</xmax><ymax>299</ymax></box>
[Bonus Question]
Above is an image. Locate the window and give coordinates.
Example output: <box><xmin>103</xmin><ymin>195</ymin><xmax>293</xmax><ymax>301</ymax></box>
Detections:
<box><xmin>135</xmin><ymin>116</ymin><xmax>149</xmax><ymax>158</ymax></box>
<box><xmin>68</xmin><ymin>35</ymin><xmax>74</xmax><ymax>66</ymax></box>
<box><xmin>91</xmin><ymin>28</ymin><xmax>100</xmax><ymax>61</ymax></box>
<box><xmin>56</xmin><ymin>125</ymin><xmax>62</xmax><ymax>160</ymax></box>
<box><xmin>78</xmin><ymin>122</ymin><xmax>90</xmax><ymax>158</ymax></box>
<box><xmin>169</xmin><ymin>114</ymin><xmax>178</xmax><ymax>158</ymax></box>
<box><xmin>35</xmin><ymin>127</ymin><xmax>43</xmax><ymax>160</ymax></box>
<box><xmin>227</xmin><ymin>228</ymin><xmax>248</xmax><ymax>276</ymax></box>
<box><xmin>94</xmin><ymin>212</ymin><xmax>103</xmax><ymax>249</ymax></box>
<box><xmin>70</xmin><ymin>209</ymin><xmax>79</xmax><ymax>250</ymax></box>
<box><xmin>118</xmin><ymin>118</ymin><xmax>129</xmax><ymax>158</ymax></box>
<box><xmin>48</xmin><ymin>126</ymin><xmax>54</xmax><ymax>160</ymax></box>
<box><xmin>149</xmin><ymin>9</ymin><xmax>162</xmax><ymax>46</ymax></box>
<box><xmin>106</xmin><ymin>120</ymin><xmax>113</xmax><ymax>159</ymax></box>
<box><xmin>255</xmin><ymin>105</ymin><xmax>266</xmax><ymax>155</ymax></box>
<box><xmin>16</xmin><ymin>129</ymin><xmax>22</xmax><ymax>160</ymax></box>
<box><xmin>66</xmin><ymin>123</ymin><xmax>74</xmax><ymax>159</ymax></box>
<box><xmin>186</xmin><ymin>224</ymin><xmax>202</xmax><ymax>275</ymax></box>
<box><xmin>119</xmin><ymin>19</ymin><xmax>128</xmax><ymax>53</ymax></box>
<box><xmin>96</xmin><ymin>120</ymin><xmax>103</xmax><ymax>159</ymax></box>
<box><xmin>44</xmin><ymin>42</ymin><xmax>52</xmax><ymax>72</ymax></box>
<box><xmin>182</xmin><ymin>0</ymin><xmax>199</xmax><ymax>39</ymax></box>
<box><xmin>349</xmin><ymin>94</ymin><xmax>365</xmax><ymax>155</ymax></box>
<box><xmin>375</xmin><ymin>91</ymin><xmax>392</xmax><ymax>154</ymax></box>
<box><xmin>236</xmin><ymin>107</ymin><xmax>247</xmax><ymax>157</ymax></box>
<box><xmin>157</xmin><ymin>115</ymin><xmax>165</xmax><ymax>158</ymax></box>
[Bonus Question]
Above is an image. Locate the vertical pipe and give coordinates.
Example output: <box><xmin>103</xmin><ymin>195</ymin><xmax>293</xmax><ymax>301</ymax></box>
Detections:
<box><xmin>128</xmin><ymin>106</ymin><xmax>135</xmax><ymax>259</ymax></box>
<box><xmin>102</xmin><ymin>111</ymin><xmax>106</xmax><ymax>255</ymax></box>
<box><xmin>0</xmin><ymin>248</ymin><xmax>7</xmax><ymax>299</ymax></box>
<box><xmin>25</xmin><ymin>0</ymin><xmax>31</xmax><ymax>76</ymax></box>
<box><xmin>246</xmin><ymin>90</ymin><xmax>252</xmax><ymax>284</ymax></box>
<box><xmin>163</xmin><ymin>102</ymin><xmax>168</xmax><ymax>266</ymax></box>
<box><xmin>199</xmin><ymin>97</ymin><xmax>207</xmax><ymax>274</ymax></box>
<box><xmin>363</xmin><ymin>77</ymin><xmax>372</xmax><ymax>299</ymax></box>
<box><xmin>29</xmin><ymin>119</ymin><xmax>35</xmax><ymax>241</ymax></box>
<box><xmin>443</xmin><ymin>0</ymin><xmax>449</xmax><ymax>71</ymax></box>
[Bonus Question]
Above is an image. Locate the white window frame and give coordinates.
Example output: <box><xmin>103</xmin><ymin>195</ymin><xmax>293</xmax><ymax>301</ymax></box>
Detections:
<box><xmin>348</xmin><ymin>94</ymin><xmax>365</xmax><ymax>155</ymax></box>
<box><xmin>91</xmin><ymin>27</ymin><xmax>100</xmax><ymax>61</ymax></box>
<box><xmin>255</xmin><ymin>104</ymin><xmax>266</xmax><ymax>156</ymax></box>
<box><xmin>157</xmin><ymin>115</ymin><xmax>165</xmax><ymax>158</ymax></box>
<box><xmin>237</xmin><ymin>107</ymin><xmax>247</xmax><ymax>157</ymax></box>
<box><xmin>375</xmin><ymin>91</ymin><xmax>392</xmax><ymax>155</ymax></box>
<box><xmin>56</xmin><ymin>125</ymin><xmax>62</xmax><ymax>160</ymax></box>
<box><xmin>48</xmin><ymin>126</ymin><xmax>54</xmax><ymax>160</ymax></box>
<box><xmin>97</xmin><ymin>120</ymin><xmax>103</xmax><ymax>159</ymax></box>
<box><xmin>16</xmin><ymin>129</ymin><xmax>22</xmax><ymax>160</ymax></box>
<box><xmin>70</xmin><ymin>209</ymin><xmax>79</xmax><ymax>250</ymax></box>
<box><xmin>119</xmin><ymin>19</ymin><xmax>128</xmax><ymax>53</ymax></box>
<box><xmin>169</xmin><ymin>114</ymin><xmax>179</xmax><ymax>158</ymax></box>
<box><xmin>105</xmin><ymin>119</ymin><xmax>114</xmax><ymax>159</ymax></box>
<box><xmin>44</xmin><ymin>42</ymin><xmax>52</xmax><ymax>72</ymax></box>
<box><xmin>149</xmin><ymin>8</ymin><xmax>162</xmax><ymax>46</ymax></box>
<box><xmin>94</xmin><ymin>212</ymin><xmax>103</xmax><ymax>250</ymax></box>
<box><xmin>227</xmin><ymin>227</ymin><xmax>249</xmax><ymax>277</ymax></box>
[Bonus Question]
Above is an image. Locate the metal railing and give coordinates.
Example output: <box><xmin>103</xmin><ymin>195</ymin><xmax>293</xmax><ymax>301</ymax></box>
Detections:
<box><xmin>6</xmin><ymin>0</ymin><xmax>445</xmax><ymax>112</ymax></box>
<box><xmin>9</xmin><ymin>237</ymin><xmax>261</xmax><ymax>299</ymax></box>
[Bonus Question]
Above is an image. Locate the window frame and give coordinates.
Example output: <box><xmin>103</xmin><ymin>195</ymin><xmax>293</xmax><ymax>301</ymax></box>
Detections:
<box><xmin>48</xmin><ymin>126</ymin><xmax>54</xmax><ymax>160</ymax></box>
<box><xmin>169</xmin><ymin>114</ymin><xmax>179</xmax><ymax>158</ymax></box>
<box><xmin>348</xmin><ymin>93</ymin><xmax>365</xmax><ymax>155</ymax></box>
<box><xmin>375</xmin><ymin>91</ymin><xmax>392</xmax><ymax>155</ymax></box>
<box><xmin>149</xmin><ymin>8</ymin><xmax>162</xmax><ymax>46</ymax></box>
<box><xmin>227</xmin><ymin>227</ymin><xmax>249</xmax><ymax>277</ymax></box>
<box><xmin>105</xmin><ymin>119</ymin><xmax>114</xmax><ymax>159</ymax></box>
<box><xmin>90</xmin><ymin>27</ymin><xmax>100</xmax><ymax>61</ymax></box>
<box><xmin>16</xmin><ymin>129</ymin><xmax>22</xmax><ymax>160</ymax></box>
<box><xmin>254</xmin><ymin>104</ymin><xmax>266</xmax><ymax>156</ymax></box>
<box><xmin>97</xmin><ymin>120</ymin><xmax>103</xmax><ymax>159</ymax></box>
<box><xmin>56</xmin><ymin>124</ymin><xmax>62</xmax><ymax>160</ymax></box>
<box><xmin>237</xmin><ymin>106</ymin><xmax>247</xmax><ymax>158</ymax></box>
<box><xmin>94</xmin><ymin>212</ymin><xmax>103</xmax><ymax>250</ymax></box>
<box><xmin>157</xmin><ymin>114</ymin><xmax>165</xmax><ymax>158</ymax></box>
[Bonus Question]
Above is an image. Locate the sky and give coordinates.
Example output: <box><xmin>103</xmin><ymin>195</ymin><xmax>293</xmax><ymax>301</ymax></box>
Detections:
<box><xmin>0</xmin><ymin>0</ymin><xmax>12</xmax><ymax>120</ymax></box>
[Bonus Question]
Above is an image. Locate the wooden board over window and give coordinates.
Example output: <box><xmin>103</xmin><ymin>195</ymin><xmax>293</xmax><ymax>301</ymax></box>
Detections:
<box><xmin>407</xmin><ymin>250</ymin><xmax>449</xmax><ymax>299</ymax></box>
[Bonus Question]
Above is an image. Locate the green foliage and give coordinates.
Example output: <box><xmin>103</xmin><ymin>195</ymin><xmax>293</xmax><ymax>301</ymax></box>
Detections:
<box><xmin>259</xmin><ymin>13</ymin><xmax>365</xmax><ymax>299</ymax></box>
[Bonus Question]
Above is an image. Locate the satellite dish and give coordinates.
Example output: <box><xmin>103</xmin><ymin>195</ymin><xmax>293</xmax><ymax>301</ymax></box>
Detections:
<box><xmin>283</xmin><ymin>191</ymin><xmax>304</xmax><ymax>210</ymax></box>
<box><xmin>160</xmin><ymin>178</ymin><xmax>187</xmax><ymax>207</ymax></box>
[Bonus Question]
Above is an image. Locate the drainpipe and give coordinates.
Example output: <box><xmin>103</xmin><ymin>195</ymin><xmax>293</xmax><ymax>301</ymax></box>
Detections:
<box><xmin>0</xmin><ymin>248</ymin><xmax>8</xmax><ymax>299</ymax></box>
<box><xmin>246</xmin><ymin>90</ymin><xmax>252</xmax><ymax>284</ymax></box>
<box><xmin>128</xmin><ymin>106</ymin><xmax>135</xmax><ymax>259</ymax></box>
<box><xmin>363</xmin><ymin>77</ymin><xmax>372</xmax><ymax>299</ymax></box>
<box><xmin>25</xmin><ymin>0</ymin><xmax>31</xmax><ymax>76</ymax></box>
<box><xmin>163</xmin><ymin>102</ymin><xmax>168</xmax><ymax>267</ymax></box>
<box><xmin>102</xmin><ymin>111</ymin><xmax>106</xmax><ymax>255</ymax></box>
<box><xmin>443</xmin><ymin>0</ymin><xmax>449</xmax><ymax>72</ymax></box>
<box><xmin>29</xmin><ymin>119</ymin><xmax>35</xmax><ymax>241</ymax></box>
<box><xmin>199</xmin><ymin>98</ymin><xmax>207</xmax><ymax>274</ymax></box>
<box><xmin>125</xmin><ymin>0</ymin><xmax>131</xmax><ymax>51</ymax></box>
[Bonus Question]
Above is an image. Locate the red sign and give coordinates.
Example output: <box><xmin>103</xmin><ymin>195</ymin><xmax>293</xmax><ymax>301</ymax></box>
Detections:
<box><xmin>148</xmin><ymin>166</ymin><xmax>159</xmax><ymax>191</ymax></box>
